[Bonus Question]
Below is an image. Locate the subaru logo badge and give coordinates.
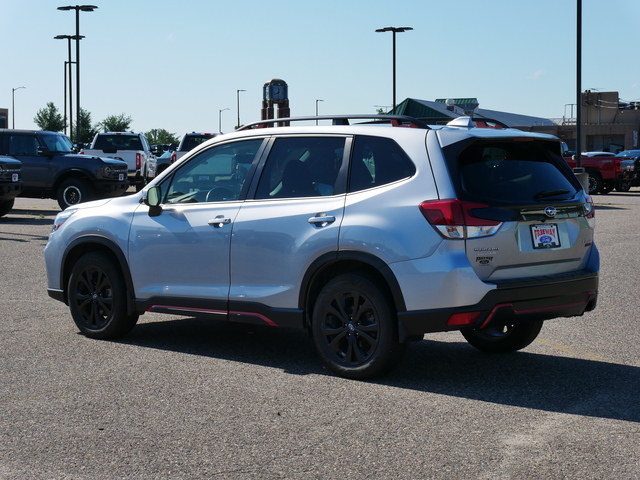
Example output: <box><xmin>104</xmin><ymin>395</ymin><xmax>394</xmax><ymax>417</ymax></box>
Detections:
<box><xmin>544</xmin><ymin>206</ymin><xmax>557</xmax><ymax>218</ymax></box>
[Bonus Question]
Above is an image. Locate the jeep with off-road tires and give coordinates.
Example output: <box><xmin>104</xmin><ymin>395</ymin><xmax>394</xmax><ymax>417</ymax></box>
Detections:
<box><xmin>45</xmin><ymin>115</ymin><xmax>599</xmax><ymax>379</ymax></box>
<box><xmin>0</xmin><ymin>155</ymin><xmax>23</xmax><ymax>217</ymax></box>
<box><xmin>0</xmin><ymin>129</ymin><xmax>129</xmax><ymax>210</ymax></box>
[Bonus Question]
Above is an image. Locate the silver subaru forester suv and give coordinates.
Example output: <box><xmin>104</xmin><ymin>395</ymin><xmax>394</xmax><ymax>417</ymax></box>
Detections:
<box><xmin>44</xmin><ymin>115</ymin><xmax>599</xmax><ymax>379</ymax></box>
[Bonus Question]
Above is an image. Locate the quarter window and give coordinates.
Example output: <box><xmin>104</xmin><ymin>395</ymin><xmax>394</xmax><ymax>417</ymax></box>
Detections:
<box><xmin>163</xmin><ymin>139</ymin><xmax>263</xmax><ymax>204</ymax></box>
<box><xmin>349</xmin><ymin>136</ymin><xmax>416</xmax><ymax>192</ymax></box>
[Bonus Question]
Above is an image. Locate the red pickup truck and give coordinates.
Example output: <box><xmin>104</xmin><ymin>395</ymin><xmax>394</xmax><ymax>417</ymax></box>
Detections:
<box><xmin>563</xmin><ymin>150</ymin><xmax>635</xmax><ymax>194</ymax></box>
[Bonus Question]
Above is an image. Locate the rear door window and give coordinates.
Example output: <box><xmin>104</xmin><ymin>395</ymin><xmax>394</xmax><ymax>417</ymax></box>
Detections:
<box><xmin>452</xmin><ymin>140</ymin><xmax>580</xmax><ymax>203</ymax></box>
<box><xmin>254</xmin><ymin>137</ymin><xmax>346</xmax><ymax>199</ymax></box>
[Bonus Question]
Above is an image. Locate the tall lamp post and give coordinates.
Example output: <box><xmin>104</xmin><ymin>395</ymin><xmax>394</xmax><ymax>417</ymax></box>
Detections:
<box><xmin>57</xmin><ymin>5</ymin><xmax>97</xmax><ymax>142</ymax></box>
<box><xmin>11</xmin><ymin>86</ymin><xmax>25</xmax><ymax>129</ymax></box>
<box><xmin>219</xmin><ymin>108</ymin><xmax>229</xmax><ymax>133</ymax></box>
<box><xmin>54</xmin><ymin>34</ymin><xmax>82</xmax><ymax>138</ymax></box>
<box><xmin>575</xmin><ymin>0</ymin><xmax>583</xmax><ymax>170</ymax></box>
<box><xmin>236</xmin><ymin>89</ymin><xmax>246</xmax><ymax>129</ymax></box>
<box><xmin>375</xmin><ymin>26</ymin><xmax>413</xmax><ymax>112</ymax></box>
<box><xmin>315</xmin><ymin>99</ymin><xmax>324</xmax><ymax>124</ymax></box>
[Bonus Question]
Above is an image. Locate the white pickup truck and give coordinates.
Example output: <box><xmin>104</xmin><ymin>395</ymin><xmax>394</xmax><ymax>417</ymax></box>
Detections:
<box><xmin>82</xmin><ymin>132</ymin><xmax>156</xmax><ymax>191</ymax></box>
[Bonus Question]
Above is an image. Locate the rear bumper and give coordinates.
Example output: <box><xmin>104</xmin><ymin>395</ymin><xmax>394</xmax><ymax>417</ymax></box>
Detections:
<box><xmin>397</xmin><ymin>269</ymin><xmax>598</xmax><ymax>341</ymax></box>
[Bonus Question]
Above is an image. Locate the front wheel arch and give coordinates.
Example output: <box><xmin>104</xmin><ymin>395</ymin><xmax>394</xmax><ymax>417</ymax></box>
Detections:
<box><xmin>61</xmin><ymin>237</ymin><xmax>136</xmax><ymax>314</ymax></box>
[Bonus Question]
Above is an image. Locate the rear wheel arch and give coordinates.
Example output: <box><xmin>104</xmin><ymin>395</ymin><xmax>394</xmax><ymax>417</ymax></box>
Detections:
<box><xmin>300</xmin><ymin>251</ymin><xmax>406</xmax><ymax>329</ymax></box>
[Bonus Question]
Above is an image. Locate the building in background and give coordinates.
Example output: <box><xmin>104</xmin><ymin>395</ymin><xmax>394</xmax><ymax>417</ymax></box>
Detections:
<box><xmin>392</xmin><ymin>92</ymin><xmax>639</xmax><ymax>153</ymax></box>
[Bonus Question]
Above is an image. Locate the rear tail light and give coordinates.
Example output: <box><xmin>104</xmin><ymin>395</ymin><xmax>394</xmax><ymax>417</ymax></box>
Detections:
<box><xmin>585</xmin><ymin>195</ymin><xmax>595</xmax><ymax>231</ymax></box>
<box><xmin>171</xmin><ymin>152</ymin><xmax>176</xmax><ymax>163</ymax></box>
<box><xmin>136</xmin><ymin>152</ymin><xmax>142</xmax><ymax>169</ymax></box>
<box><xmin>585</xmin><ymin>195</ymin><xmax>595</xmax><ymax>219</ymax></box>
<box><xmin>419</xmin><ymin>199</ymin><xmax>502</xmax><ymax>239</ymax></box>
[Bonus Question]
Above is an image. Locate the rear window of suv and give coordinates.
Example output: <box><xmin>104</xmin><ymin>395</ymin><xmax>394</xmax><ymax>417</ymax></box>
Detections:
<box><xmin>449</xmin><ymin>139</ymin><xmax>580</xmax><ymax>203</ymax></box>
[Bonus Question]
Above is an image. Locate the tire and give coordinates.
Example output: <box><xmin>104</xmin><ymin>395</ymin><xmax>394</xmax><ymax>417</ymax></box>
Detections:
<box><xmin>616</xmin><ymin>181</ymin><xmax>631</xmax><ymax>192</ymax></box>
<box><xmin>68</xmin><ymin>251</ymin><xmax>139</xmax><ymax>339</ymax></box>
<box><xmin>135</xmin><ymin>178</ymin><xmax>146</xmax><ymax>192</ymax></box>
<box><xmin>311</xmin><ymin>273</ymin><xmax>405</xmax><ymax>379</ymax></box>
<box><xmin>0</xmin><ymin>199</ymin><xmax>14</xmax><ymax>217</ymax></box>
<box><xmin>57</xmin><ymin>178</ymin><xmax>93</xmax><ymax>210</ymax></box>
<box><xmin>600</xmin><ymin>181</ymin><xmax>614</xmax><ymax>194</ymax></box>
<box><xmin>587</xmin><ymin>172</ymin><xmax>603</xmax><ymax>195</ymax></box>
<box><xmin>461</xmin><ymin>320</ymin><xmax>543</xmax><ymax>354</ymax></box>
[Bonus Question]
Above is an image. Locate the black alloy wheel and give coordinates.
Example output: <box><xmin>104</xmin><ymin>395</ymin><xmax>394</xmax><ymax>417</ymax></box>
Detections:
<box><xmin>312</xmin><ymin>273</ymin><xmax>404</xmax><ymax>379</ymax></box>
<box><xmin>68</xmin><ymin>251</ymin><xmax>139</xmax><ymax>339</ymax></box>
<box><xmin>461</xmin><ymin>320</ymin><xmax>543</xmax><ymax>354</ymax></box>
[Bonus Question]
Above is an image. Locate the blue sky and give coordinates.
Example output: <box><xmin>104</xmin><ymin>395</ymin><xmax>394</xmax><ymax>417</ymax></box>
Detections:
<box><xmin>2</xmin><ymin>0</ymin><xmax>638</xmax><ymax>136</ymax></box>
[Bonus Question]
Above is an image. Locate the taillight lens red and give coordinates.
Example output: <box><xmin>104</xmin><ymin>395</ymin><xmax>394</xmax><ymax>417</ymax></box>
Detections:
<box><xmin>585</xmin><ymin>195</ymin><xmax>595</xmax><ymax>220</ymax></box>
<box><xmin>136</xmin><ymin>152</ymin><xmax>142</xmax><ymax>169</ymax></box>
<box><xmin>419</xmin><ymin>199</ymin><xmax>502</xmax><ymax>239</ymax></box>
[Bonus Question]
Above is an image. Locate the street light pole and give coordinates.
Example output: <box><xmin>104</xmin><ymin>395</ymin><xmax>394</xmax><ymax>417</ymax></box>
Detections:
<box><xmin>375</xmin><ymin>26</ymin><xmax>413</xmax><ymax>112</ymax></box>
<box><xmin>219</xmin><ymin>108</ymin><xmax>229</xmax><ymax>133</ymax></box>
<box><xmin>58</xmin><ymin>5</ymin><xmax>97</xmax><ymax>142</ymax></box>
<box><xmin>55</xmin><ymin>35</ymin><xmax>82</xmax><ymax>138</ymax></box>
<box><xmin>576</xmin><ymin>0</ymin><xmax>582</xmax><ymax>169</ymax></box>
<box><xmin>236</xmin><ymin>89</ymin><xmax>246</xmax><ymax>129</ymax></box>
<box><xmin>315</xmin><ymin>99</ymin><xmax>324</xmax><ymax>124</ymax></box>
<box><xmin>11</xmin><ymin>86</ymin><xmax>25</xmax><ymax>129</ymax></box>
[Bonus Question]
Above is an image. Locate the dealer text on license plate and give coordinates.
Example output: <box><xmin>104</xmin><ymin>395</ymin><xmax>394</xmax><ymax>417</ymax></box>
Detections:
<box><xmin>531</xmin><ymin>223</ymin><xmax>560</xmax><ymax>249</ymax></box>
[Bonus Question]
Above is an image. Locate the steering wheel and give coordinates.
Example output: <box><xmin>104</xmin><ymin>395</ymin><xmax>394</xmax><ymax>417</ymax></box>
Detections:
<box><xmin>205</xmin><ymin>187</ymin><xmax>235</xmax><ymax>202</ymax></box>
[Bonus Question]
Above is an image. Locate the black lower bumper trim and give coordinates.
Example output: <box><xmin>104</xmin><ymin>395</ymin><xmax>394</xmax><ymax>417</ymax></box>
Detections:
<box><xmin>397</xmin><ymin>271</ymin><xmax>598</xmax><ymax>341</ymax></box>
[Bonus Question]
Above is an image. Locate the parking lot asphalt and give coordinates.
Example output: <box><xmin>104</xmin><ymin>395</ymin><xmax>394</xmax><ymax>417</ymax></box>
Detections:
<box><xmin>0</xmin><ymin>194</ymin><xmax>639</xmax><ymax>479</ymax></box>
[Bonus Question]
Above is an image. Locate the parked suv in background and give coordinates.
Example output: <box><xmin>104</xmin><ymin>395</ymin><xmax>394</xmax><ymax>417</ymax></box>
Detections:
<box><xmin>44</xmin><ymin>115</ymin><xmax>599</xmax><ymax>379</ymax></box>
<box><xmin>0</xmin><ymin>129</ymin><xmax>129</xmax><ymax>209</ymax></box>
<box><xmin>172</xmin><ymin>132</ymin><xmax>218</xmax><ymax>163</ymax></box>
<box><xmin>0</xmin><ymin>155</ymin><xmax>23</xmax><ymax>217</ymax></box>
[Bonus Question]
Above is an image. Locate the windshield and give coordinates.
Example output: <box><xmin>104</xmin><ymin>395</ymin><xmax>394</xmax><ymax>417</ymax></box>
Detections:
<box><xmin>616</xmin><ymin>150</ymin><xmax>640</xmax><ymax>158</ymax></box>
<box><xmin>39</xmin><ymin>133</ymin><xmax>74</xmax><ymax>153</ymax></box>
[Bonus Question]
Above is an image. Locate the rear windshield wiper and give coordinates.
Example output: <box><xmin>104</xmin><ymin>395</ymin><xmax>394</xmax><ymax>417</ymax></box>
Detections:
<box><xmin>533</xmin><ymin>189</ymin><xmax>571</xmax><ymax>200</ymax></box>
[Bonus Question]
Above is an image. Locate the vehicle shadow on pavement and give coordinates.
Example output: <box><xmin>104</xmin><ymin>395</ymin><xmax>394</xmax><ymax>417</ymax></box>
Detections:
<box><xmin>387</xmin><ymin>339</ymin><xmax>640</xmax><ymax>424</ymax></box>
<box><xmin>121</xmin><ymin>315</ymin><xmax>639</xmax><ymax>424</ymax></box>
<box><xmin>121</xmin><ymin>315</ymin><xmax>325</xmax><ymax>376</ymax></box>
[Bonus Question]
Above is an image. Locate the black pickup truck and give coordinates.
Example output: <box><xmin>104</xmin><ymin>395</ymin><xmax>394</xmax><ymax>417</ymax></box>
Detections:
<box><xmin>0</xmin><ymin>129</ymin><xmax>129</xmax><ymax>209</ymax></box>
<box><xmin>0</xmin><ymin>155</ymin><xmax>23</xmax><ymax>217</ymax></box>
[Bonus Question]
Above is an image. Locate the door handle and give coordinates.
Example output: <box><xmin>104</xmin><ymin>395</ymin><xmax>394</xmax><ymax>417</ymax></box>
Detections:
<box><xmin>208</xmin><ymin>216</ymin><xmax>231</xmax><ymax>227</ymax></box>
<box><xmin>308</xmin><ymin>213</ymin><xmax>336</xmax><ymax>227</ymax></box>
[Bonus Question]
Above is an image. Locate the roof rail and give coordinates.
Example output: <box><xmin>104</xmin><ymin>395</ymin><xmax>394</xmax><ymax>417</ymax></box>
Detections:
<box><xmin>446</xmin><ymin>116</ymin><xmax>510</xmax><ymax>129</ymax></box>
<box><xmin>237</xmin><ymin>114</ymin><xmax>431</xmax><ymax>131</ymax></box>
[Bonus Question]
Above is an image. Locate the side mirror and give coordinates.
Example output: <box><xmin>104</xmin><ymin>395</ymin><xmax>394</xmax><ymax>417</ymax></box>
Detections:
<box><xmin>144</xmin><ymin>185</ymin><xmax>162</xmax><ymax>217</ymax></box>
<box><xmin>37</xmin><ymin>146</ymin><xmax>52</xmax><ymax>157</ymax></box>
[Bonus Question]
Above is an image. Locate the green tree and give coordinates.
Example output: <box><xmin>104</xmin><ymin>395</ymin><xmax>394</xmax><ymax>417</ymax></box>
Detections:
<box><xmin>145</xmin><ymin>128</ymin><xmax>179</xmax><ymax>147</ymax></box>
<box><xmin>97</xmin><ymin>113</ymin><xmax>133</xmax><ymax>133</ymax></box>
<box><xmin>33</xmin><ymin>102</ymin><xmax>66</xmax><ymax>132</ymax></box>
<box><xmin>75</xmin><ymin>108</ymin><xmax>98</xmax><ymax>145</ymax></box>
